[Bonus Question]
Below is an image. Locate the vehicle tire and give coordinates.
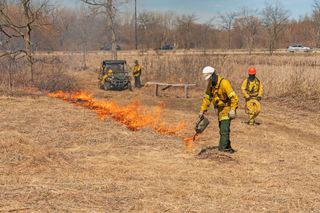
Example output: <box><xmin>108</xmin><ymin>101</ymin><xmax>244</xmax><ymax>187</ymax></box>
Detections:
<box><xmin>128</xmin><ymin>82</ymin><xmax>133</xmax><ymax>91</ymax></box>
<box><xmin>99</xmin><ymin>82</ymin><xmax>104</xmax><ymax>89</ymax></box>
<box><xmin>103</xmin><ymin>82</ymin><xmax>112</xmax><ymax>90</ymax></box>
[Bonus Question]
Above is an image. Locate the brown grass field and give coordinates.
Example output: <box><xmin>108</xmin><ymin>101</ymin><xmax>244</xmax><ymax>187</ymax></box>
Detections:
<box><xmin>0</xmin><ymin>51</ymin><xmax>320</xmax><ymax>212</ymax></box>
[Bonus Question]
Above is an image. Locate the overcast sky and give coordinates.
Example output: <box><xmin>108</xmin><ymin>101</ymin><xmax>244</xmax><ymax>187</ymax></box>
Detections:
<box><xmin>53</xmin><ymin>0</ymin><xmax>315</xmax><ymax>22</ymax></box>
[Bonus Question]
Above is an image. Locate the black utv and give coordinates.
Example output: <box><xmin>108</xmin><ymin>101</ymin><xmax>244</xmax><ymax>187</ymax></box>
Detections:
<box><xmin>99</xmin><ymin>60</ymin><xmax>132</xmax><ymax>91</ymax></box>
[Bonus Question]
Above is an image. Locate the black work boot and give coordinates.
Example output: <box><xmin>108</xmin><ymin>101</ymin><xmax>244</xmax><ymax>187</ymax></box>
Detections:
<box><xmin>219</xmin><ymin>148</ymin><xmax>235</xmax><ymax>154</ymax></box>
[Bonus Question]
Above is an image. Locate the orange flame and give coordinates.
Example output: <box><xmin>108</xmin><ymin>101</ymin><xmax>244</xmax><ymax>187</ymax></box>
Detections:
<box><xmin>183</xmin><ymin>134</ymin><xmax>202</xmax><ymax>152</ymax></box>
<box><xmin>48</xmin><ymin>91</ymin><xmax>186</xmax><ymax>136</ymax></box>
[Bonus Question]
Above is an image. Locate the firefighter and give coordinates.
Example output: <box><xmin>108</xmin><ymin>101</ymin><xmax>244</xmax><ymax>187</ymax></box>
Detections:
<box><xmin>241</xmin><ymin>66</ymin><xmax>263</xmax><ymax>125</ymax></box>
<box><xmin>132</xmin><ymin>60</ymin><xmax>142</xmax><ymax>88</ymax></box>
<box><xmin>199</xmin><ymin>66</ymin><xmax>239</xmax><ymax>153</ymax></box>
<box><xmin>101</xmin><ymin>66</ymin><xmax>113</xmax><ymax>84</ymax></box>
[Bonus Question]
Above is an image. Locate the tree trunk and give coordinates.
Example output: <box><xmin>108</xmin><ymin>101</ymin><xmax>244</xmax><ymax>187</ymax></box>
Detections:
<box><xmin>107</xmin><ymin>0</ymin><xmax>117</xmax><ymax>60</ymax></box>
<box><xmin>317</xmin><ymin>29</ymin><xmax>320</xmax><ymax>48</ymax></box>
<box><xmin>134</xmin><ymin>0</ymin><xmax>137</xmax><ymax>50</ymax></box>
<box><xmin>82</xmin><ymin>45</ymin><xmax>87</xmax><ymax>70</ymax></box>
<box><xmin>8</xmin><ymin>56</ymin><xmax>16</xmax><ymax>91</ymax></box>
<box><xmin>228</xmin><ymin>29</ymin><xmax>231</xmax><ymax>49</ymax></box>
<box><xmin>269</xmin><ymin>42</ymin><xmax>272</xmax><ymax>55</ymax></box>
<box><xmin>8</xmin><ymin>65</ymin><xmax>13</xmax><ymax>91</ymax></box>
<box><xmin>269</xmin><ymin>39</ymin><xmax>276</xmax><ymax>55</ymax></box>
<box><xmin>248</xmin><ymin>36</ymin><xmax>255</xmax><ymax>55</ymax></box>
<box><xmin>25</xmin><ymin>23</ymin><xmax>34</xmax><ymax>82</ymax></box>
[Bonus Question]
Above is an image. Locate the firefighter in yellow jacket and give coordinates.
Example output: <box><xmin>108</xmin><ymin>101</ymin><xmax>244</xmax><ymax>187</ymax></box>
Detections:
<box><xmin>199</xmin><ymin>66</ymin><xmax>239</xmax><ymax>153</ymax></box>
<box><xmin>101</xmin><ymin>66</ymin><xmax>113</xmax><ymax>84</ymax></box>
<box><xmin>132</xmin><ymin>60</ymin><xmax>142</xmax><ymax>88</ymax></box>
<box><xmin>241</xmin><ymin>66</ymin><xmax>263</xmax><ymax>125</ymax></box>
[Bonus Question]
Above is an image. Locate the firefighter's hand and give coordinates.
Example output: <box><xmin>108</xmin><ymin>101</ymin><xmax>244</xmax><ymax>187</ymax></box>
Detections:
<box><xmin>257</xmin><ymin>96</ymin><xmax>262</xmax><ymax>101</ymax></box>
<box><xmin>229</xmin><ymin>109</ymin><xmax>236</xmax><ymax>119</ymax></box>
<box><xmin>245</xmin><ymin>97</ymin><xmax>250</xmax><ymax>102</ymax></box>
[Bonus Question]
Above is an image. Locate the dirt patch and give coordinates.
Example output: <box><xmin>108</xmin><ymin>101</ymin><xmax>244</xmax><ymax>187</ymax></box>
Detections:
<box><xmin>197</xmin><ymin>146</ymin><xmax>235</xmax><ymax>162</ymax></box>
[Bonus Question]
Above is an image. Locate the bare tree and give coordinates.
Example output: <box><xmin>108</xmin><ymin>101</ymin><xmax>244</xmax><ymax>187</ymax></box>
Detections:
<box><xmin>219</xmin><ymin>11</ymin><xmax>238</xmax><ymax>49</ymax></box>
<box><xmin>52</xmin><ymin>8</ymin><xmax>77</xmax><ymax>50</ymax></box>
<box><xmin>261</xmin><ymin>1</ymin><xmax>289</xmax><ymax>54</ymax></box>
<box><xmin>202</xmin><ymin>18</ymin><xmax>215</xmax><ymax>51</ymax></box>
<box><xmin>235</xmin><ymin>8</ymin><xmax>260</xmax><ymax>54</ymax></box>
<box><xmin>0</xmin><ymin>0</ymin><xmax>49</xmax><ymax>82</ymax></box>
<box><xmin>175</xmin><ymin>14</ymin><xmax>197</xmax><ymax>49</ymax></box>
<box><xmin>137</xmin><ymin>11</ymin><xmax>176</xmax><ymax>50</ymax></box>
<box><xmin>76</xmin><ymin>7</ymin><xmax>96</xmax><ymax>69</ymax></box>
<box><xmin>5</xmin><ymin>54</ymin><xmax>19</xmax><ymax>91</ymax></box>
<box><xmin>1</xmin><ymin>1</ymin><xmax>317</xmax><ymax>53</ymax></box>
<box><xmin>81</xmin><ymin>0</ymin><xmax>128</xmax><ymax>59</ymax></box>
<box><xmin>136</xmin><ymin>12</ymin><xmax>154</xmax><ymax>49</ymax></box>
<box><xmin>312</xmin><ymin>0</ymin><xmax>320</xmax><ymax>47</ymax></box>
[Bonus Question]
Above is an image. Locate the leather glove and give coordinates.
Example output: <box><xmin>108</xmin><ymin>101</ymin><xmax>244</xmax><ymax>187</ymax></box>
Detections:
<box><xmin>257</xmin><ymin>96</ymin><xmax>262</xmax><ymax>101</ymax></box>
<box><xmin>229</xmin><ymin>109</ymin><xmax>236</xmax><ymax>119</ymax></box>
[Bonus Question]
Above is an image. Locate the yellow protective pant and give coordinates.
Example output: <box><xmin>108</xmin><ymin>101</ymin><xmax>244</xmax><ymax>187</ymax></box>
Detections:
<box><xmin>245</xmin><ymin>99</ymin><xmax>261</xmax><ymax>124</ymax></box>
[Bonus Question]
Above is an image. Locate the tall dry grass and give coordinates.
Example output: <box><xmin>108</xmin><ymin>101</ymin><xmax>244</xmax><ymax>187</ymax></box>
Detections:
<box><xmin>3</xmin><ymin>51</ymin><xmax>318</xmax><ymax>99</ymax></box>
<box><xmin>0</xmin><ymin>56</ymin><xmax>79</xmax><ymax>92</ymax></box>
<box><xmin>140</xmin><ymin>54</ymin><xmax>320</xmax><ymax>99</ymax></box>
<box><xmin>0</xmin><ymin>57</ymin><xmax>29</xmax><ymax>91</ymax></box>
<box><xmin>37</xmin><ymin>51</ymin><xmax>319</xmax><ymax>99</ymax></box>
<box><xmin>34</xmin><ymin>57</ymin><xmax>79</xmax><ymax>92</ymax></box>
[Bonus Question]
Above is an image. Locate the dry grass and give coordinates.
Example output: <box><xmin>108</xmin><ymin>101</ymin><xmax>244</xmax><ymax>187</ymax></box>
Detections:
<box><xmin>34</xmin><ymin>51</ymin><xmax>320</xmax><ymax>100</ymax></box>
<box><xmin>0</xmin><ymin>88</ymin><xmax>319</xmax><ymax>212</ymax></box>
<box><xmin>0</xmin><ymin>51</ymin><xmax>319</xmax><ymax>212</ymax></box>
<box><xmin>0</xmin><ymin>56</ymin><xmax>79</xmax><ymax>92</ymax></box>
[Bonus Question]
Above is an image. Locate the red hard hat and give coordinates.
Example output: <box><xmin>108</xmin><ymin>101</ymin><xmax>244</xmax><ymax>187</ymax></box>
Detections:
<box><xmin>247</xmin><ymin>67</ymin><xmax>256</xmax><ymax>75</ymax></box>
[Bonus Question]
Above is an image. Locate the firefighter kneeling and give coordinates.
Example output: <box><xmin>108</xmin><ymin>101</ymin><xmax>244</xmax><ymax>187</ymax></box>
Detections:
<box><xmin>198</xmin><ymin>66</ymin><xmax>239</xmax><ymax>153</ymax></box>
<box><xmin>241</xmin><ymin>66</ymin><xmax>263</xmax><ymax>125</ymax></box>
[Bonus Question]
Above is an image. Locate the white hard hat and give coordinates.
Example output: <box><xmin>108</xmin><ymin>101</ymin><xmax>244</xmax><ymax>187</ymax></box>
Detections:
<box><xmin>202</xmin><ymin>66</ymin><xmax>215</xmax><ymax>80</ymax></box>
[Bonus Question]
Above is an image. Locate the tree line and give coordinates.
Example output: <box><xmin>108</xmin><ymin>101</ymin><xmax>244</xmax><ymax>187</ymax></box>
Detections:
<box><xmin>1</xmin><ymin>0</ymin><xmax>320</xmax><ymax>80</ymax></box>
<box><xmin>1</xmin><ymin>0</ymin><xmax>320</xmax><ymax>53</ymax></box>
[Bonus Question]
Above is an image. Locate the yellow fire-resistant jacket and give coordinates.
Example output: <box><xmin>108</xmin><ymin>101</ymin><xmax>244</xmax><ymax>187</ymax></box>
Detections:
<box><xmin>101</xmin><ymin>68</ymin><xmax>113</xmax><ymax>83</ymax></box>
<box><xmin>200</xmin><ymin>75</ymin><xmax>239</xmax><ymax>121</ymax></box>
<box><xmin>132</xmin><ymin>64</ymin><xmax>142</xmax><ymax>77</ymax></box>
<box><xmin>241</xmin><ymin>77</ymin><xmax>263</xmax><ymax>99</ymax></box>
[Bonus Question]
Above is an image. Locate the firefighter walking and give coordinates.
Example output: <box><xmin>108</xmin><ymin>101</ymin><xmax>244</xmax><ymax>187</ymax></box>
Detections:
<box><xmin>132</xmin><ymin>60</ymin><xmax>142</xmax><ymax>88</ymax></box>
<box><xmin>199</xmin><ymin>66</ymin><xmax>239</xmax><ymax>153</ymax></box>
<box><xmin>241</xmin><ymin>66</ymin><xmax>263</xmax><ymax>125</ymax></box>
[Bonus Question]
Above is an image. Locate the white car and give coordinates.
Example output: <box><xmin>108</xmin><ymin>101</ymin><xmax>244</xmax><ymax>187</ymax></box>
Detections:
<box><xmin>288</xmin><ymin>44</ymin><xmax>311</xmax><ymax>52</ymax></box>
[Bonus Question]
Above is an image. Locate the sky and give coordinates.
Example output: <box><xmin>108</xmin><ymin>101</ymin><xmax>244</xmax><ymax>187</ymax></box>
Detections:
<box><xmin>55</xmin><ymin>0</ymin><xmax>315</xmax><ymax>23</ymax></box>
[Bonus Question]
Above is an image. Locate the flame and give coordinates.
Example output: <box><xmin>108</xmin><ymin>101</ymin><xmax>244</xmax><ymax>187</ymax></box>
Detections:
<box><xmin>183</xmin><ymin>134</ymin><xmax>202</xmax><ymax>152</ymax></box>
<box><xmin>48</xmin><ymin>91</ymin><xmax>186</xmax><ymax>136</ymax></box>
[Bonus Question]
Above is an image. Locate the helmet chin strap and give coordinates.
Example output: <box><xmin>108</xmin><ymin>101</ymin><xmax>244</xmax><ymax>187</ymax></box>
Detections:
<box><xmin>204</xmin><ymin>73</ymin><xmax>212</xmax><ymax>80</ymax></box>
<box><xmin>211</xmin><ymin>74</ymin><xmax>218</xmax><ymax>86</ymax></box>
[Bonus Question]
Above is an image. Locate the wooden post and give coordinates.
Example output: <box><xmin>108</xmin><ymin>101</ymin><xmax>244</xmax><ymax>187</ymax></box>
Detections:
<box><xmin>184</xmin><ymin>85</ymin><xmax>189</xmax><ymax>98</ymax></box>
<box><xmin>155</xmin><ymin>84</ymin><xmax>159</xmax><ymax>96</ymax></box>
